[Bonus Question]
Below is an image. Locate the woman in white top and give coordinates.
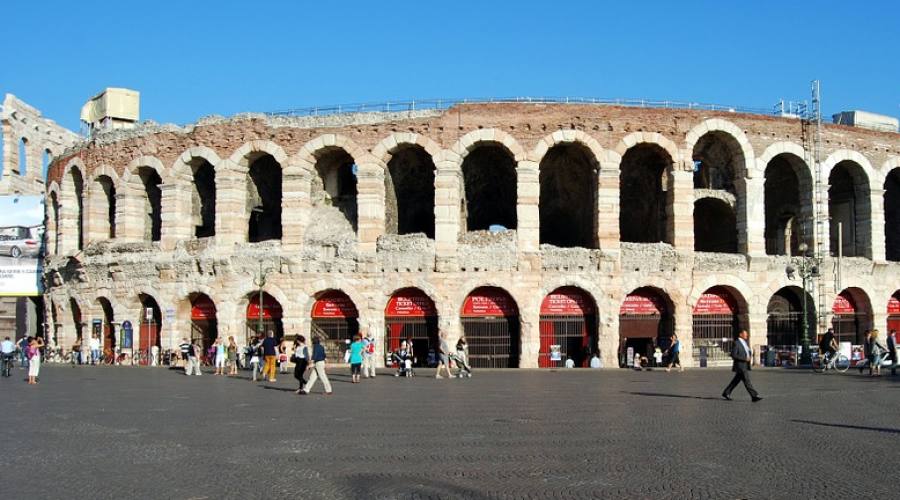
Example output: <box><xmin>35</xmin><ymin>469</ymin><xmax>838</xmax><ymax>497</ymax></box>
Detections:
<box><xmin>213</xmin><ymin>337</ymin><xmax>226</xmax><ymax>375</ymax></box>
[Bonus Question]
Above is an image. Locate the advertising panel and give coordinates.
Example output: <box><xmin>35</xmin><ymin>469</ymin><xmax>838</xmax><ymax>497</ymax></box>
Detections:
<box><xmin>0</xmin><ymin>195</ymin><xmax>44</xmax><ymax>296</ymax></box>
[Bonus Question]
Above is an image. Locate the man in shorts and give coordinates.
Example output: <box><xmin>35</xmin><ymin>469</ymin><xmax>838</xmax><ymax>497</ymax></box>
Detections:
<box><xmin>435</xmin><ymin>331</ymin><xmax>452</xmax><ymax>379</ymax></box>
<box><xmin>819</xmin><ymin>328</ymin><xmax>838</xmax><ymax>360</ymax></box>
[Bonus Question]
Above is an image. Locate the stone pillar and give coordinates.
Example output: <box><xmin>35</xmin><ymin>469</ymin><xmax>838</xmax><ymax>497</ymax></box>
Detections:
<box><xmin>356</xmin><ymin>162</ymin><xmax>385</xmax><ymax>255</ymax></box>
<box><xmin>516</xmin><ymin>160</ymin><xmax>540</xmax><ymax>253</ymax></box>
<box><xmin>434</xmin><ymin>157</ymin><xmax>461</xmax><ymax>271</ymax></box>
<box><xmin>743</xmin><ymin>176</ymin><xmax>766</xmax><ymax>256</ymax></box>
<box><xmin>214</xmin><ymin>161</ymin><xmax>247</xmax><ymax>248</ymax></box>
<box><xmin>671</xmin><ymin>168</ymin><xmax>694</xmax><ymax>250</ymax></box>
<box><xmin>747</xmin><ymin>308</ymin><xmax>768</xmax><ymax>365</ymax></box>
<box><xmin>597</xmin><ymin>165</ymin><xmax>620</xmax><ymax>253</ymax></box>
<box><xmin>85</xmin><ymin>181</ymin><xmax>108</xmax><ymax>243</ymax></box>
<box><xmin>115</xmin><ymin>186</ymin><xmax>143</xmax><ymax>242</ymax></box>
<box><xmin>518</xmin><ymin>304</ymin><xmax>540</xmax><ymax>368</ymax></box>
<box><xmin>869</xmin><ymin>188</ymin><xmax>885</xmax><ymax>261</ymax></box>
<box><xmin>674</xmin><ymin>301</ymin><xmax>694</xmax><ymax>368</ymax></box>
<box><xmin>160</xmin><ymin>183</ymin><xmax>190</xmax><ymax>251</ymax></box>
<box><xmin>598</xmin><ymin>305</ymin><xmax>620</xmax><ymax>368</ymax></box>
<box><xmin>281</xmin><ymin>167</ymin><xmax>311</xmax><ymax>252</ymax></box>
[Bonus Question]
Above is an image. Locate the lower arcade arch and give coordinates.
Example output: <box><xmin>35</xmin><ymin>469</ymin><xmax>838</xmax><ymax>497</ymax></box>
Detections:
<box><xmin>831</xmin><ymin>288</ymin><xmax>872</xmax><ymax>345</ymax></box>
<box><xmin>691</xmin><ymin>286</ymin><xmax>747</xmax><ymax>366</ymax></box>
<box><xmin>245</xmin><ymin>292</ymin><xmax>283</xmax><ymax>344</ymax></box>
<box><xmin>190</xmin><ymin>294</ymin><xmax>218</xmax><ymax>352</ymax></box>
<box><xmin>95</xmin><ymin>297</ymin><xmax>116</xmax><ymax>351</ymax></box>
<box><xmin>887</xmin><ymin>291</ymin><xmax>900</xmax><ymax>334</ymax></box>
<box><xmin>460</xmin><ymin>287</ymin><xmax>520</xmax><ymax>368</ymax></box>
<box><xmin>618</xmin><ymin>288</ymin><xmax>674</xmax><ymax>367</ymax></box>
<box><xmin>538</xmin><ymin>287</ymin><xmax>598</xmax><ymax>368</ymax></box>
<box><xmin>311</xmin><ymin>290</ymin><xmax>359</xmax><ymax>362</ymax></box>
<box><xmin>766</xmin><ymin>286</ymin><xmax>816</xmax><ymax>350</ymax></box>
<box><xmin>138</xmin><ymin>294</ymin><xmax>162</xmax><ymax>356</ymax></box>
<box><xmin>384</xmin><ymin>288</ymin><xmax>438</xmax><ymax>368</ymax></box>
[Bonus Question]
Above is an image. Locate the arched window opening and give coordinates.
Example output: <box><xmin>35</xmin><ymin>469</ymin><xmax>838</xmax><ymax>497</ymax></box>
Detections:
<box><xmin>18</xmin><ymin>138</ymin><xmax>27</xmax><ymax>175</ymax></box>
<box><xmin>191</xmin><ymin>160</ymin><xmax>216</xmax><ymax>238</ymax></box>
<box><xmin>71</xmin><ymin>168</ymin><xmax>85</xmax><ymax>250</ymax></box>
<box><xmin>694</xmin><ymin>198</ymin><xmax>737</xmax><ymax>253</ymax></box>
<box><xmin>618</xmin><ymin>288</ymin><xmax>674</xmax><ymax>368</ymax></box>
<box><xmin>384</xmin><ymin>288</ymin><xmax>438</xmax><ymax>367</ymax></box>
<box><xmin>190</xmin><ymin>294</ymin><xmax>218</xmax><ymax>351</ymax></box>
<box><xmin>385</xmin><ymin>146</ymin><xmax>435</xmax><ymax>238</ymax></box>
<box><xmin>311</xmin><ymin>290</ymin><xmax>359</xmax><ymax>361</ymax></box>
<box><xmin>50</xmin><ymin>192</ymin><xmax>60</xmax><ymax>254</ymax></box>
<box><xmin>138</xmin><ymin>167</ymin><xmax>162</xmax><ymax>242</ymax></box>
<box><xmin>828</xmin><ymin>161</ymin><xmax>870</xmax><ymax>258</ymax></box>
<box><xmin>766</xmin><ymin>287</ymin><xmax>816</xmax><ymax>364</ymax></box>
<box><xmin>42</xmin><ymin>150</ymin><xmax>52</xmax><ymax>179</ymax></box>
<box><xmin>883</xmin><ymin>169</ymin><xmax>900</xmax><ymax>261</ymax></box>
<box><xmin>539</xmin><ymin>143</ymin><xmax>597</xmax><ymax>248</ymax></box>
<box><xmin>97</xmin><ymin>175</ymin><xmax>117</xmax><ymax>239</ymax></box>
<box><xmin>461</xmin><ymin>144</ymin><xmax>517</xmax><ymax>232</ymax></box>
<box><xmin>692</xmin><ymin>132</ymin><xmax>737</xmax><ymax>192</ymax></box>
<box><xmin>620</xmin><ymin>144</ymin><xmax>672</xmax><ymax>243</ymax></box>
<box><xmin>247</xmin><ymin>154</ymin><xmax>282</xmax><ymax>242</ymax></box>
<box><xmin>765</xmin><ymin>154</ymin><xmax>813</xmax><ymax>255</ymax></box>
<box><xmin>692</xmin><ymin>286</ymin><xmax>747</xmax><ymax>366</ymax></box>
<box><xmin>312</xmin><ymin>149</ymin><xmax>358</xmax><ymax>233</ymax></box>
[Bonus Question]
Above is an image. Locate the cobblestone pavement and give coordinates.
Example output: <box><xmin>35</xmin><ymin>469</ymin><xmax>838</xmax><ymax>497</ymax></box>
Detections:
<box><xmin>1</xmin><ymin>364</ymin><xmax>898</xmax><ymax>499</ymax></box>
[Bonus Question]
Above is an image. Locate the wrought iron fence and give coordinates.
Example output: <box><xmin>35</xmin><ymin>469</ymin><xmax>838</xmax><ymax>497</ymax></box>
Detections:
<box><xmin>462</xmin><ymin>316</ymin><xmax>519</xmax><ymax>368</ymax></box>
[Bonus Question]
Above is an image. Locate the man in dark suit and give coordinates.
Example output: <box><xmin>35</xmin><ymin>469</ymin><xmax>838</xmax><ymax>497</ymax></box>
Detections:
<box><xmin>722</xmin><ymin>330</ymin><xmax>762</xmax><ymax>402</ymax></box>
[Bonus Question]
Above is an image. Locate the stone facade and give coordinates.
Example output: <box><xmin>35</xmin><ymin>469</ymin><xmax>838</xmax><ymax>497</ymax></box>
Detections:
<box><xmin>41</xmin><ymin>103</ymin><xmax>900</xmax><ymax>368</ymax></box>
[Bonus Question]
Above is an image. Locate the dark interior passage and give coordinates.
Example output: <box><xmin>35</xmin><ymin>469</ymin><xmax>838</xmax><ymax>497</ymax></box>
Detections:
<box><xmin>192</xmin><ymin>160</ymin><xmax>216</xmax><ymax>238</ymax></box>
<box><xmin>313</xmin><ymin>148</ymin><xmax>358</xmax><ymax>232</ymax></box>
<box><xmin>138</xmin><ymin>167</ymin><xmax>162</xmax><ymax>242</ymax></box>
<box><xmin>385</xmin><ymin>145</ymin><xmax>435</xmax><ymax>238</ymax></box>
<box><xmin>461</xmin><ymin>144</ymin><xmax>517</xmax><ymax>232</ymax></box>
<box><xmin>885</xmin><ymin>169</ymin><xmax>900</xmax><ymax>261</ymax></box>
<box><xmin>619</xmin><ymin>144</ymin><xmax>671</xmax><ymax>243</ymax></box>
<box><xmin>692</xmin><ymin>132</ymin><xmax>738</xmax><ymax>193</ymax></box>
<box><xmin>694</xmin><ymin>198</ymin><xmax>737</xmax><ymax>253</ymax></box>
<box><xmin>247</xmin><ymin>154</ymin><xmax>282</xmax><ymax>242</ymax></box>
<box><xmin>71</xmin><ymin>169</ymin><xmax>84</xmax><ymax>250</ymax></box>
<box><xmin>98</xmin><ymin>175</ymin><xmax>116</xmax><ymax>238</ymax></box>
<box><xmin>764</xmin><ymin>155</ymin><xmax>807</xmax><ymax>255</ymax></box>
<box><xmin>539</xmin><ymin>143</ymin><xmax>597</xmax><ymax>248</ymax></box>
<box><xmin>828</xmin><ymin>161</ymin><xmax>869</xmax><ymax>258</ymax></box>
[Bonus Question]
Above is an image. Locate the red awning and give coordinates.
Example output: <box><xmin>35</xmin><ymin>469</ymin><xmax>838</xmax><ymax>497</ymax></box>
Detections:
<box><xmin>312</xmin><ymin>291</ymin><xmax>358</xmax><ymax>319</ymax></box>
<box><xmin>540</xmin><ymin>287</ymin><xmax>595</xmax><ymax>316</ymax></box>
<box><xmin>386</xmin><ymin>289</ymin><xmax>437</xmax><ymax>317</ymax></box>
<box><xmin>888</xmin><ymin>294</ymin><xmax>900</xmax><ymax>315</ymax></box>
<box><xmin>620</xmin><ymin>292</ymin><xmax>665</xmax><ymax>315</ymax></box>
<box><xmin>247</xmin><ymin>294</ymin><xmax>283</xmax><ymax>320</ymax></box>
<box><xmin>462</xmin><ymin>288</ymin><xmax>518</xmax><ymax>317</ymax></box>
<box><xmin>693</xmin><ymin>288</ymin><xmax>737</xmax><ymax>315</ymax></box>
<box><xmin>191</xmin><ymin>296</ymin><xmax>217</xmax><ymax>321</ymax></box>
<box><xmin>832</xmin><ymin>292</ymin><xmax>856</xmax><ymax>314</ymax></box>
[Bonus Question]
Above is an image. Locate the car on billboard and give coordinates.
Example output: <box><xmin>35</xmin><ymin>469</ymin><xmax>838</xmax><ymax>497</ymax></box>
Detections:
<box><xmin>0</xmin><ymin>226</ymin><xmax>41</xmax><ymax>258</ymax></box>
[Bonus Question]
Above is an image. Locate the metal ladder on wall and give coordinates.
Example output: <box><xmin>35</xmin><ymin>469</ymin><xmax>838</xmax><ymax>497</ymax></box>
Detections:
<box><xmin>803</xmin><ymin>80</ymin><xmax>829</xmax><ymax>331</ymax></box>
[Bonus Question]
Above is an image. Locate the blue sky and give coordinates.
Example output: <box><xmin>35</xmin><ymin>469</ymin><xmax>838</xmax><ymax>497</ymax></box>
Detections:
<box><xmin>1</xmin><ymin>0</ymin><xmax>897</xmax><ymax>131</ymax></box>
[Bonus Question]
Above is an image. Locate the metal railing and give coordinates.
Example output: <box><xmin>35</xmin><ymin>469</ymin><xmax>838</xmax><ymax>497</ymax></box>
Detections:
<box><xmin>265</xmin><ymin>96</ymin><xmax>774</xmax><ymax>118</ymax></box>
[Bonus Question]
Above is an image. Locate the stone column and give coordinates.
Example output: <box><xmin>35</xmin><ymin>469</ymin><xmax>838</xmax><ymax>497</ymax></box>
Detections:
<box><xmin>674</xmin><ymin>301</ymin><xmax>694</xmax><ymax>368</ymax></box>
<box><xmin>598</xmin><ymin>305</ymin><xmax>620</xmax><ymax>368</ymax></box>
<box><xmin>518</xmin><ymin>304</ymin><xmax>540</xmax><ymax>368</ymax></box>
<box><xmin>434</xmin><ymin>157</ymin><xmax>461</xmax><ymax>271</ymax></box>
<box><xmin>356</xmin><ymin>162</ymin><xmax>385</xmax><ymax>255</ymax></box>
<box><xmin>869</xmin><ymin>188</ymin><xmax>885</xmax><ymax>261</ymax></box>
<box><xmin>114</xmin><ymin>186</ymin><xmax>143</xmax><ymax>242</ymax></box>
<box><xmin>160</xmin><ymin>183</ymin><xmax>190</xmax><ymax>251</ymax></box>
<box><xmin>281</xmin><ymin>167</ymin><xmax>311</xmax><ymax>252</ymax></box>
<box><xmin>516</xmin><ymin>160</ymin><xmax>540</xmax><ymax>253</ymax></box>
<box><xmin>670</xmin><ymin>168</ymin><xmax>695</xmax><ymax>250</ymax></box>
<box><xmin>214</xmin><ymin>161</ymin><xmax>247</xmax><ymax>249</ymax></box>
<box><xmin>742</xmin><ymin>176</ymin><xmax>766</xmax><ymax>256</ymax></box>
<box><xmin>597</xmin><ymin>165</ymin><xmax>620</xmax><ymax>254</ymax></box>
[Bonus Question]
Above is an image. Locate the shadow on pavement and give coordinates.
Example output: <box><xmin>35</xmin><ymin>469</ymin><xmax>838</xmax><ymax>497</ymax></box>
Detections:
<box><xmin>624</xmin><ymin>391</ymin><xmax>723</xmax><ymax>401</ymax></box>
<box><xmin>790</xmin><ymin>419</ymin><xmax>900</xmax><ymax>434</ymax></box>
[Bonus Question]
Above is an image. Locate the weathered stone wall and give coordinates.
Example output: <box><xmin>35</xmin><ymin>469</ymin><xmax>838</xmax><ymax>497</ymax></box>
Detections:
<box><xmin>42</xmin><ymin>103</ymin><xmax>900</xmax><ymax>368</ymax></box>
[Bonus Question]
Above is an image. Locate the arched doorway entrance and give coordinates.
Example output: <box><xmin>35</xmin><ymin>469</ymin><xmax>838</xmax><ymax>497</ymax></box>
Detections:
<box><xmin>692</xmin><ymin>287</ymin><xmax>742</xmax><ymax>366</ymax></box>
<box><xmin>385</xmin><ymin>288</ymin><xmax>438</xmax><ymax>367</ymax></box>
<box><xmin>539</xmin><ymin>287</ymin><xmax>597</xmax><ymax>367</ymax></box>
<box><xmin>619</xmin><ymin>288</ymin><xmax>673</xmax><ymax>367</ymax></box>
<box><xmin>311</xmin><ymin>291</ymin><xmax>359</xmax><ymax>362</ymax></box>
<box><xmin>96</xmin><ymin>297</ymin><xmax>115</xmax><ymax>352</ymax></box>
<box><xmin>461</xmin><ymin>287</ymin><xmax>520</xmax><ymax>368</ymax></box>
<box><xmin>831</xmin><ymin>289</ymin><xmax>871</xmax><ymax>345</ymax></box>
<box><xmin>246</xmin><ymin>292</ymin><xmax>283</xmax><ymax>344</ymax></box>
<box><xmin>138</xmin><ymin>294</ymin><xmax>162</xmax><ymax>361</ymax></box>
<box><xmin>887</xmin><ymin>291</ymin><xmax>900</xmax><ymax>334</ymax></box>
<box><xmin>190</xmin><ymin>294</ymin><xmax>218</xmax><ymax>352</ymax></box>
<box><xmin>766</xmin><ymin>287</ymin><xmax>816</xmax><ymax>366</ymax></box>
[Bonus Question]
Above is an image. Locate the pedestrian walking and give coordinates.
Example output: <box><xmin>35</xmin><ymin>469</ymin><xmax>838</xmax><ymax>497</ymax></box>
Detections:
<box><xmin>72</xmin><ymin>337</ymin><xmax>82</xmax><ymax>365</ymax></box>
<box><xmin>248</xmin><ymin>335</ymin><xmax>262</xmax><ymax>381</ymax></box>
<box><xmin>865</xmin><ymin>330</ymin><xmax>887</xmax><ymax>377</ymax></box>
<box><xmin>349</xmin><ymin>334</ymin><xmax>364</xmax><ymax>383</ymax></box>
<box><xmin>16</xmin><ymin>336</ymin><xmax>29</xmax><ymax>370</ymax></box>
<box><xmin>213</xmin><ymin>337</ymin><xmax>226</xmax><ymax>375</ymax></box>
<box><xmin>27</xmin><ymin>336</ymin><xmax>44</xmax><ymax>385</ymax></box>
<box><xmin>454</xmin><ymin>336</ymin><xmax>472</xmax><ymax>378</ymax></box>
<box><xmin>722</xmin><ymin>330</ymin><xmax>762</xmax><ymax>402</ymax></box>
<box><xmin>665</xmin><ymin>334</ymin><xmax>683</xmax><ymax>372</ymax></box>
<box><xmin>362</xmin><ymin>330</ymin><xmax>377</xmax><ymax>378</ymax></box>
<box><xmin>300</xmin><ymin>337</ymin><xmax>332</xmax><ymax>395</ymax></box>
<box><xmin>888</xmin><ymin>329</ymin><xmax>898</xmax><ymax>377</ymax></box>
<box><xmin>261</xmin><ymin>331</ymin><xmax>278</xmax><ymax>382</ymax></box>
<box><xmin>89</xmin><ymin>334</ymin><xmax>101</xmax><ymax>365</ymax></box>
<box><xmin>227</xmin><ymin>336</ymin><xmax>238</xmax><ymax>376</ymax></box>
<box><xmin>179</xmin><ymin>338</ymin><xmax>191</xmax><ymax>371</ymax></box>
<box><xmin>292</xmin><ymin>336</ymin><xmax>309</xmax><ymax>393</ymax></box>
<box><xmin>435</xmin><ymin>331</ymin><xmax>452</xmax><ymax>379</ymax></box>
<box><xmin>186</xmin><ymin>339</ymin><xmax>202</xmax><ymax>376</ymax></box>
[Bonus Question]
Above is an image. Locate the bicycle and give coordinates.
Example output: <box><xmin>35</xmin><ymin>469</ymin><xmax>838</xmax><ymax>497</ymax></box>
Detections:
<box><xmin>856</xmin><ymin>351</ymin><xmax>892</xmax><ymax>374</ymax></box>
<box><xmin>1</xmin><ymin>354</ymin><xmax>14</xmax><ymax>377</ymax></box>
<box><xmin>813</xmin><ymin>350</ymin><xmax>850</xmax><ymax>373</ymax></box>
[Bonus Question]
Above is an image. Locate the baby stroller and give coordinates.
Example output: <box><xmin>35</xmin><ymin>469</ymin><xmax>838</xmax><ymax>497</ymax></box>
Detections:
<box><xmin>391</xmin><ymin>347</ymin><xmax>414</xmax><ymax>377</ymax></box>
<box><xmin>450</xmin><ymin>351</ymin><xmax>472</xmax><ymax>378</ymax></box>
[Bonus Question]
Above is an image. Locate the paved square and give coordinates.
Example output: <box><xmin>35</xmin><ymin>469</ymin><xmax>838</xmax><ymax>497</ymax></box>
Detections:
<box><xmin>2</xmin><ymin>365</ymin><xmax>898</xmax><ymax>499</ymax></box>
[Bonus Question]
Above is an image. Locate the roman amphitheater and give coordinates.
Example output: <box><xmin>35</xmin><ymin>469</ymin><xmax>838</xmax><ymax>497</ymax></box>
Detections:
<box><xmin>40</xmin><ymin>101</ymin><xmax>900</xmax><ymax>368</ymax></box>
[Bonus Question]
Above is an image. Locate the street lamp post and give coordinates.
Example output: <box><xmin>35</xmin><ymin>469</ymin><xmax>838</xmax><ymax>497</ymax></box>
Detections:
<box><xmin>252</xmin><ymin>259</ymin><xmax>279</xmax><ymax>343</ymax></box>
<box><xmin>785</xmin><ymin>243</ymin><xmax>820</xmax><ymax>367</ymax></box>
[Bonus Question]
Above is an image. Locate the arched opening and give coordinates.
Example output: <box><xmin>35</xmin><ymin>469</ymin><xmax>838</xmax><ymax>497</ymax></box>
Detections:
<box><xmin>190</xmin><ymin>294</ymin><xmax>218</xmax><ymax>353</ymax></box>
<box><xmin>385</xmin><ymin>146</ymin><xmax>435</xmax><ymax>238</ymax></box>
<box><xmin>191</xmin><ymin>159</ymin><xmax>216</xmax><ymax>238</ymax></box>
<box><xmin>138</xmin><ymin>167</ymin><xmax>162</xmax><ymax>242</ymax></box>
<box><xmin>247</xmin><ymin>154</ymin><xmax>282</xmax><ymax>242</ymax></box>
<box><xmin>461</xmin><ymin>287</ymin><xmax>520</xmax><ymax>368</ymax></box>
<box><xmin>96</xmin><ymin>175</ymin><xmax>117</xmax><ymax>239</ymax></box>
<box><xmin>766</xmin><ymin>287</ymin><xmax>816</xmax><ymax>365</ymax></box>
<box><xmin>95</xmin><ymin>297</ymin><xmax>115</xmax><ymax>352</ymax></box>
<box><xmin>138</xmin><ymin>293</ymin><xmax>162</xmax><ymax>359</ymax></box>
<box><xmin>461</xmin><ymin>144</ymin><xmax>517</xmax><ymax>232</ymax></box>
<box><xmin>691</xmin><ymin>286</ymin><xmax>747</xmax><ymax>366</ymax></box>
<box><xmin>539</xmin><ymin>143</ymin><xmax>597</xmax><ymax>248</ymax></box>
<box><xmin>618</xmin><ymin>288</ymin><xmax>674</xmax><ymax>367</ymax></box>
<box><xmin>765</xmin><ymin>154</ymin><xmax>813</xmax><ymax>255</ymax></box>
<box><xmin>694</xmin><ymin>198</ymin><xmax>737</xmax><ymax>253</ymax></box>
<box><xmin>831</xmin><ymin>288</ymin><xmax>872</xmax><ymax>346</ymax></box>
<box><xmin>42</xmin><ymin>150</ymin><xmax>51</xmax><ymax>179</ymax></box>
<box><xmin>692</xmin><ymin>132</ymin><xmax>738</xmax><ymax>192</ymax></box>
<box><xmin>620</xmin><ymin>144</ymin><xmax>673</xmax><ymax>244</ymax></box>
<box><xmin>69</xmin><ymin>298</ymin><xmax>83</xmax><ymax>341</ymax></box>
<box><xmin>245</xmin><ymin>292</ymin><xmax>283</xmax><ymax>344</ymax></box>
<box><xmin>311</xmin><ymin>290</ymin><xmax>359</xmax><ymax>362</ymax></box>
<box><xmin>883</xmin><ymin>169</ymin><xmax>900</xmax><ymax>261</ymax></box>
<box><xmin>887</xmin><ymin>291</ymin><xmax>900</xmax><ymax>334</ymax></box>
<box><xmin>384</xmin><ymin>288</ymin><xmax>438</xmax><ymax>367</ymax></box>
<box><xmin>70</xmin><ymin>168</ymin><xmax>85</xmax><ymax>250</ymax></box>
<box><xmin>18</xmin><ymin>138</ymin><xmax>27</xmax><ymax>175</ymax></box>
<box><xmin>50</xmin><ymin>192</ymin><xmax>60</xmax><ymax>254</ymax></box>
<box><xmin>828</xmin><ymin>161</ymin><xmax>871</xmax><ymax>258</ymax></box>
<box><xmin>312</xmin><ymin>148</ymin><xmax>358</xmax><ymax>233</ymax></box>
<box><xmin>539</xmin><ymin>287</ymin><xmax>598</xmax><ymax>368</ymax></box>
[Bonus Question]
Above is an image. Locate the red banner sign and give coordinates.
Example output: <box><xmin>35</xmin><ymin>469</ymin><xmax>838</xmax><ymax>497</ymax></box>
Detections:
<box><xmin>541</xmin><ymin>287</ymin><xmax>595</xmax><ymax>316</ymax></box>
<box><xmin>462</xmin><ymin>288</ymin><xmax>518</xmax><ymax>317</ymax></box>
<box><xmin>246</xmin><ymin>294</ymin><xmax>283</xmax><ymax>320</ymax></box>
<box><xmin>191</xmin><ymin>296</ymin><xmax>217</xmax><ymax>321</ymax></box>
<box><xmin>692</xmin><ymin>288</ymin><xmax>736</xmax><ymax>315</ymax></box>
<box><xmin>620</xmin><ymin>293</ymin><xmax>665</xmax><ymax>315</ymax></box>
<box><xmin>832</xmin><ymin>292</ymin><xmax>856</xmax><ymax>314</ymax></box>
<box><xmin>888</xmin><ymin>295</ymin><xmax>900</xmax><ymax>314</ymax></box>
<box><xmin>312</xmin><ymin>291</ymin><xmax>358</xmax><ymax>319</ymax></box>
<box><xmin>386</xmin><ymin>290</ymin><xmax>437</xmax><ymax>317</ymax></box>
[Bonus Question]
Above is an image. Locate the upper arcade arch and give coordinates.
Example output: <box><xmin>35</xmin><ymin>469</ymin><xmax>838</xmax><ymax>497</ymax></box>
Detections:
<box><xmin>619</xmin><ymin>141</ymin><xmax>675</xmax><ymax>244</ymax></box>
<box><xmin>827</xmin><ymin>158</ymin><xmax>871</xmax><ymax>258</ymax></box>
<box><xmin>881</xmin><ymin>157</ymin><xmax>900</xmax><ymax>261</ymax></box>
<box><xmin>538</xmin><ymin>141</ymin><xmax>598</xmax><ymax>248</ymax></box>
<box><xmin>763</xmin><ymin>151</ymin><xmax>814</xmax><ymax>255</ymax></box>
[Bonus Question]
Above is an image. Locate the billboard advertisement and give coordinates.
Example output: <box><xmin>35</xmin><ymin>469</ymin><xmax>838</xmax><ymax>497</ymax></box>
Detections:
<box><xmin>0</xmin><ymin>195</ymin><xmax>44</xmax><ymax>296</ymax></box>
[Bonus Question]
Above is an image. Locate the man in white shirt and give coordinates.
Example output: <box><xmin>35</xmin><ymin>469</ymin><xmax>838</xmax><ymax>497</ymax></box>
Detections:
<box><xmin>1</xmin><ymin>337</ymin><xmax>15</xmax><ymax>374</ymax></box>
<box><xmin>722</xmin><ymin>330</ymin><xmax>762</xmax><ymax>402</ymax></box>
<box><xmin>89</xmin><ymin>335</ymin><xmax>101</xmax><ymax>365</ymax></box>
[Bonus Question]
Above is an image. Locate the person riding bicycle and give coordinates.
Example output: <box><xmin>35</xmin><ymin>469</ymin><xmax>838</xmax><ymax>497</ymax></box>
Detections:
<box><xmin>819</xmin><ymin>328</ymin><xmax>838</xmax><ymax>359</ymax></box>
<box><xmin>1</xmin><ymin>337</ymin><xmax>16</xmax><ymax>375</ymax></box>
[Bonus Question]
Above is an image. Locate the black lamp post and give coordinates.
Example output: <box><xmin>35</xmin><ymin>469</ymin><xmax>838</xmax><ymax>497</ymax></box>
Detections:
<box><xmin>785</xmin><ymin>243</ymin><xmax>820</xmax><ymax>366</ymax></box>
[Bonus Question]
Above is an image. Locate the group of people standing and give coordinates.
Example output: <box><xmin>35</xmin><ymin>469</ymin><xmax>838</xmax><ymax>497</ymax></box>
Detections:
<box><xmin>1</xmin><ymin>335</ymin><xmax>45</xmax><ymax>384</ymax></box>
